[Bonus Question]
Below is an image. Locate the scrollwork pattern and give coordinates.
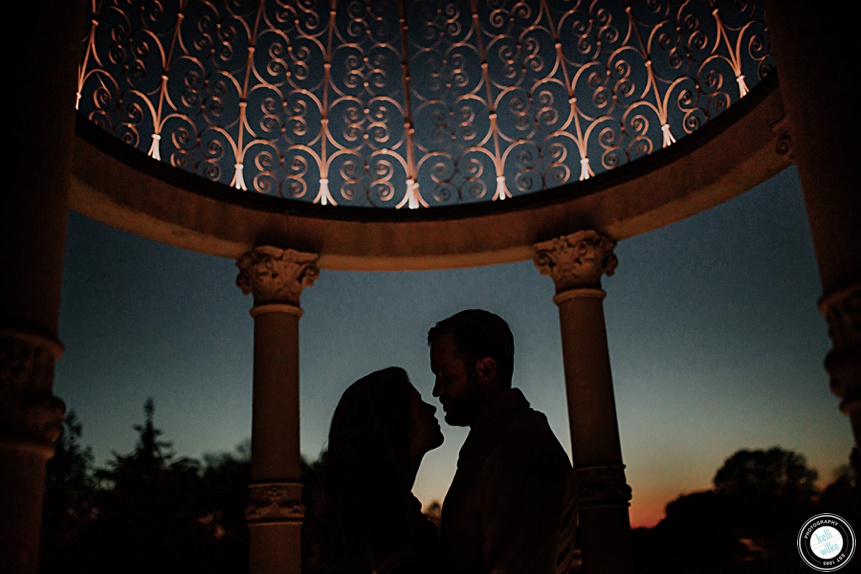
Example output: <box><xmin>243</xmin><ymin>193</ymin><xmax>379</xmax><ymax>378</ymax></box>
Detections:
<box><xmin>78</xmin><ymin>0</ymin><xmax>772</xmax><ymax>207</ymax></box>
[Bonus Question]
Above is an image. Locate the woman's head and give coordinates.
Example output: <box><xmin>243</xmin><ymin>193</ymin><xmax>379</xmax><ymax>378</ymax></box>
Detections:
<box><xmin>309</xmin><ymin>367</ymin><xmax>443</xmax><ymax>571</ymax></box>
<box><xmin>326</xmin><ymin>366</ymin><xmax>442</xmax><ymax>485</ymax></box>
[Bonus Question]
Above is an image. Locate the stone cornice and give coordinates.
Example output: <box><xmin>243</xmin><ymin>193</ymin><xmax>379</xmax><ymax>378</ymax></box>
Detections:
<box><xmin>533</xmin><ymin>230</ymin><xmax>618</xmax><ymax>293</ymax></box>
<box><xmin>236</xmin><ymin>246</ymin><xmax>319</xmax><ymax>307</ymax></box>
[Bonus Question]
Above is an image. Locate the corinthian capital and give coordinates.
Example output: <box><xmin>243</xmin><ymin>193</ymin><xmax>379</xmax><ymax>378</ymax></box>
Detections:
<box><xmin>533</xmin><ymin>230</ymin><xmax>618</xmax><ymax>293</ymax></box>
<box><xmin>236</xmin><ymin>246</ymin><xmax>319</xmax><ymax>306</ymax></box>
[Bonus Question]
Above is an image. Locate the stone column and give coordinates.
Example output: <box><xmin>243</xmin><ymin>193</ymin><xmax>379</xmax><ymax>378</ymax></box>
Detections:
<box><xmin>762</xmin><ymin>1</ymin><xmax>861</xmax><ymax>453</ymax></box>
<box><xmin>1</xmin><ymin>3</ymin><xmax>84</xmax><ymax>573</ymax></box>
<box><xmin>534</xmin><ymin>230</ymin><xmax>635</xmax><ymax>574</ymax></box>
<box><xmin>237</xmin><ymin>246</ymin><xmax>320</xmax><ymax>574</ymax></box>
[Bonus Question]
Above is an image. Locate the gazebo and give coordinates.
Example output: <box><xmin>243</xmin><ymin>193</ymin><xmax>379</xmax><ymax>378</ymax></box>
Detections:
<box><xmin>2</xmin><ymin>1</ymin><xmax>858</xmax><ymax>573</ymax></box>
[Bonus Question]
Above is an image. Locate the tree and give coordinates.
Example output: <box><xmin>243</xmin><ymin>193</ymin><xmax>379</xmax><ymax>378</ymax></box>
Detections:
<box><xmin>40</xmin><ymin>410</ymin><xmax>97</xmax><ymax>573</ymax></box>
<box><xmin>711</xmin><ymin>447</ymin><xmax>818</xmax><ymax>570</ymax></box>
<box><xmin>818</xmin><ymin>448</ymin><xmax>860</xmax><ymax>526</ymax></box>
<box><xmin>199</xmin><ymin>442</ymin><xmax>252</xmax><ymax>574</ymax></box>
<box><xmin>713</xmin><ymin>446</ymin><xmax>818</xmax><ymax>500</ymax></box>
<box><xmin>81</xmin><ymin>398</ymin><xmax>213</xmax><ymax>574</ymax></box>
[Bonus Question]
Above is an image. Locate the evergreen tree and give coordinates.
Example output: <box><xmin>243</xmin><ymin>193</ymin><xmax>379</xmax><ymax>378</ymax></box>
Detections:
<box><xmin>82</xmin><ymin>398</ymin><xmax>211</xmax><ymax>574</ymax></box>
<box><xmin>40</xmin><ymin>410</ymin><xmax>97</xmax><ymax>573</ymax></box>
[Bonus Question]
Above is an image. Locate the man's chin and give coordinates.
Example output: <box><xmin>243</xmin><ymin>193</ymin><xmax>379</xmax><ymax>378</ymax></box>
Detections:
<box><xmin>444</xmin><ymin>411</ymin><xmax>470</xmax><ymax>427</ymax></box>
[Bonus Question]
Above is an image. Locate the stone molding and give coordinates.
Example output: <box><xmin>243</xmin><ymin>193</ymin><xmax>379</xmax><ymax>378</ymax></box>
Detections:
<box><xmin>552</xmin><ymin>288</ymin><xmax>607</xmax><ymax>305</ymax></box>
<box><xmin>236</xmin><ymin>246</ymin><xmax>319</xmax><ymax>307</ymax></box>
<box><xmin>534</xmin><ymin>230</ymin><xmax>618</xmax><ymax>293</ymax></box>
<box><xmin>772</xmin><ymin>116</ymin><xmax>794</xmax><ymax>162</ymax></box>
<box><xmin>246</xmin><ymin>481</ymin><xmax>305</xmax><ymax>525</ymax></box>
<box><xmin>820</xmin><ymin>282</ymin><xmax>861</xmax><ymax>416</ymax></box>
<box><xmin>576</xmin><ymin>464</ymin><xmax>633</xmax><ymax>509</ymax></box>
<box><xmin>249</xmin><ymin>303</ymin><xmax>304</xmax><ymax>318</ymax></box>
<box><xmin>0</xmin><ymin>331</ymin><xmax>66</xmax><ymax>455</ymax></box>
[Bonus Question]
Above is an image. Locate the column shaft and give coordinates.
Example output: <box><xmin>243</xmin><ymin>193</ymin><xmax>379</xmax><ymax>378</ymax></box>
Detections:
<box><xmin>535</xmin><ymin>231</ymin><xmax>635</xmax><ymax>574</ymax></box>
<box><xmin>556</xmin><ymin>292</ymin><xmax>635</xmax><ymax>574</ymax></box>
<box><xmin>557</xmin><ymin>295</ymin><xmax>622</xmax><ymax>463</ymax></box>
<box><xmin>763</xmin><ymin>0</ymin><xmax>861</xmax><ymax>448</ymax></box>
<box><xmin>251</xmin><ymin>310</ymin><xmax>301</xmax><ymax>481</ymax></box>
<box><xmin>248</xmin><ymin>308</ymin><xmax>303</xmax><ymax>574</ymax></box>
<box><xmin>2</xmin><ymin>3</ymin><xmax>84</xmax><ymax>573</ymax></box>
<box><xmin>238</xmin><ymin>247</ymin><xmax>319</xmax><ymax>574</ymax></box>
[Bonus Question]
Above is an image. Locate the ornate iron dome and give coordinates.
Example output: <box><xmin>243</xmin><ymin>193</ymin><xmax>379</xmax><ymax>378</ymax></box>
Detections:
<box><xmin>77</xmin><ymin>0</ymin><xmax>773</xmax><ymax>209</ymax></box>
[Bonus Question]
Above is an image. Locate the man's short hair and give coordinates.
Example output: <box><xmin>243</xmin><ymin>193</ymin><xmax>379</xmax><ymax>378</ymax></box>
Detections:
<box><xmin>427</xmin><ymin>309</ymin><xmax>515</xmax><ymax>387</ymax></box>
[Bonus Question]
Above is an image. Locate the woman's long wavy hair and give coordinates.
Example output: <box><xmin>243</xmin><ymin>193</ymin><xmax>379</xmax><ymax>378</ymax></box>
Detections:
<box><xmin>308</xmin><ymin>367</ymin><xmax>415</xmax><ymax>572</ymax></box>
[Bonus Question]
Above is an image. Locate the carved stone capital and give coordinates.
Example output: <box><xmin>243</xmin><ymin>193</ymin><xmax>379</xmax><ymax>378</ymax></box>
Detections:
<box><xmin>820</xmin><ymin>282</ymin><xmax>861</xmax><ymax>416</ymax></box>
<box><xmin>246</xmin><ymin>481</ymin><xmax>305</xmax><ymax>525</ymax></box>
<box><xmin>534</xmin><ymin>230</ymin><xmax>618</xmax><ymax>293</ymax></box>
<box><xmin>0</xmin><ymin>331</ymin><xmax>66</xmax><ymax>455</ymax></box>
<box><xmin>576</xmin><ymin>464</ymin><xmax>632</xmax><ymax>509</ymax></box>
<box><xmin>236</xmin><ymin>246</ymin><xmax>319</xmax><ymax>307</ymax></box>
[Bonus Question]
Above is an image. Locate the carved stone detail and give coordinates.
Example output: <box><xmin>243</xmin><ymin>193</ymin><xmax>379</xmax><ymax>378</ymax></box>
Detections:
<box><xmin>576</xmin><ymin>464</ymin><xmax>632</xmax><ymax>509</ymax></box>
<box><xmin>246</xmin><ymin>481</ymin><xmax>305</xmax><ymax>525</ymax></box>
<box><xmin>820</xmin><ymin>283</ymin><xmax>861</xmax><ymax>416</ymax></box>
<box><xmin>534</xmin><ymin>230</ymin><xmax>618</xmax><ymax>293</ymax></box>
<box><xmin>236</xmin><ymin>246</ymin><xmax>319</xmax><ymax>306</ymax></box>
<box><xmin>0</xmin><ymin>331</ymin><xmax>66</xmax><ymax>452</ymax></box>
<box><xmin>772</xmin><ymin>116</ymin><xmax>794</xmax><ymax>162</ymax></box>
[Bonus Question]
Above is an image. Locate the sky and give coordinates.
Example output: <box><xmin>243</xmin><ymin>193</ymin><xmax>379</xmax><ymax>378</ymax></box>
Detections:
<box><xmin>55</xmin><ymin>165</ymin><xmax>854</xmax><ymax>528</ymax></box>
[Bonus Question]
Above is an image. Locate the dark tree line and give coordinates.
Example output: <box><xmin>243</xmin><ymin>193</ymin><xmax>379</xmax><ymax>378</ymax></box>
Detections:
<box><xmin>40</xmin><ymin>400</ymin><xmax>320</xmax><ymax>574</ymax></box>
<box><xmin>40</xmin><ymin>401</ymin><xmax>858</xmax><ymax>573</ymax></box>
<box><xmin>631</xmin><ymin>447</ymin><xmax>859</xmax><ymax>574</ymax></box>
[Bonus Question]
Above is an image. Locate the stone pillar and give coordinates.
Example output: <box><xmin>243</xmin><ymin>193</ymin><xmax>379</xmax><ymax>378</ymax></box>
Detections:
<box><xmin>1</xmin><ymin>3</ymin><xmax>84</xmax><ymax>573</ymax></box>
<box><xmin>762</xmin><ymin>1</ymin><xmax>861</xmax><ymax>451</ymax></box>
<box><xmin>237</xmin><ymin>246</ymin><xmax>320</xmax><ymax>574</ymax></box>
<box><xmin>534</xmin><ymin>230</ymin><xmax>635</xmax><ymax>574</ymax></box>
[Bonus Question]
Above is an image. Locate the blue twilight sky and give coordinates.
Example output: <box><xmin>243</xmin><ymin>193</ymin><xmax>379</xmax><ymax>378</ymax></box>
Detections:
<box><xmin>56</xmin><ymin>165</ymin><xmax>853</xmax><ymax>527</ymax></box>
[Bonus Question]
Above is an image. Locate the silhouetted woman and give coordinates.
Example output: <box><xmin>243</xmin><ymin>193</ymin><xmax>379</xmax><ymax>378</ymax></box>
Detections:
<box><xmin>308</xmin><ymin>367</ymin><xmax>445</xmax><ymax>573</ymax></box>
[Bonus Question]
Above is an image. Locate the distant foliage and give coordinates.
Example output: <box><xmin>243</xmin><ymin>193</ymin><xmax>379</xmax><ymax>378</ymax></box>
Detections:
<box><xmin>40</xmin><ymin>399</ymin><xmax>251</xmax><ymax>574</ymax></box>
<box><xmin>713</xmin><ymin>447</ymin><xmax>818</xmax><ymax>499</ymax></box>
<box><xmin>40</xmin><ymin>400</ymin><xmax>328</xmax><ymax>574</ymax></box>
<box><xmin>632</xmin><ymin>446</ymin><xmax>858</xmax><ymax>574</ymax></box>
<box><xmin>41</xmin><ymin>411</ymin><xmax>857</xmax><ymax>574</ymax></box>
<box><xmin>41</xmin><ymin>411</ymin><xmax>97</xmax><ymax>574</ymax></box>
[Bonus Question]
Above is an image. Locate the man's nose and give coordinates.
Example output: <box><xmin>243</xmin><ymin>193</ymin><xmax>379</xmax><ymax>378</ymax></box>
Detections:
<box><xmin>432</xmin><ymin>378</ymin><xmax>442</xmax><ymax>397</ymax></box>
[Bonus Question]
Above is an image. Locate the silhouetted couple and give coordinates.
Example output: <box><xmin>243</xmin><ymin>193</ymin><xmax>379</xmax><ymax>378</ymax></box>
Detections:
<box><xmin>308</xmin><ymin>309</ymin><xmax>578</xmax><ymax>574</ymax></box>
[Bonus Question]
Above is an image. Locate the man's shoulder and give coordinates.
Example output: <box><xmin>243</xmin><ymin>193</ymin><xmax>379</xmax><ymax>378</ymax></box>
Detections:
<box><xmin>499</xmin><ymin>392</ymin><xmax>554</xmax><ymax>433</ymax></box>
<box><xmin>488</xmin><ymin>401</ymin><xmax>569</xmax><ymax>461</ymax></box>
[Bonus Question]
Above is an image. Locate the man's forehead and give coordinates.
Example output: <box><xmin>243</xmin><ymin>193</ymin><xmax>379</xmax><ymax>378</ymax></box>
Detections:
<box><xmin>431</xmin><ymin>331</ymin><xmax>459</xmax><ymax>356</ymax></box>
<box><xmin>432</xmin><ymin>334</ymin><xmax>476</xmax><ymax>370</ymax></box>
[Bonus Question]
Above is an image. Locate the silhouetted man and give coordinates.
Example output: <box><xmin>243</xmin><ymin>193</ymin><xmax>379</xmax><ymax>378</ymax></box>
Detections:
<box><xmin>428</xmin><ymin>309</ymin><xmax>578</xmax><ymax>574</ymax></box>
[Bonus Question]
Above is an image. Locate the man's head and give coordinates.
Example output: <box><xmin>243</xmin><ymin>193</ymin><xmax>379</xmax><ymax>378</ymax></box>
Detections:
<box><xmin>427</xmin><ymin>309</ymin><xmax>515</xmax><ymax>426</ymax></box>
